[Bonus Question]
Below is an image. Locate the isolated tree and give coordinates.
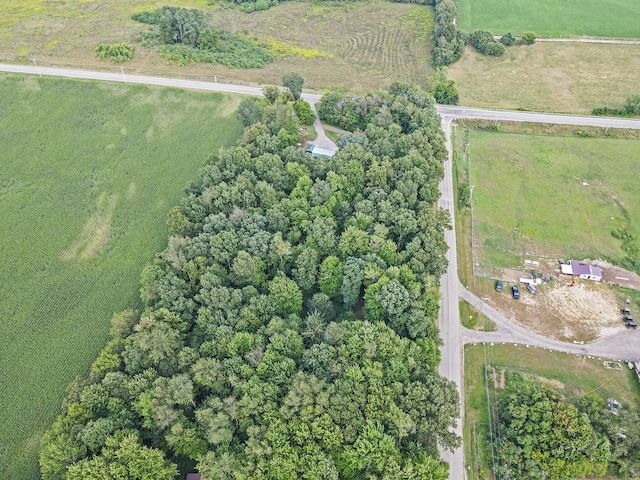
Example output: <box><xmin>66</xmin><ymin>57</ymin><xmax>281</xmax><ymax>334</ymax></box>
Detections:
<box><xmin>282</xmin><ymin>72</ymin><xmax>304</xmax><ymax>100</ymax></box>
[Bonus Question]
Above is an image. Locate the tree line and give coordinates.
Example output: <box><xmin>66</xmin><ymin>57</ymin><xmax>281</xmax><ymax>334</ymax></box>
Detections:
<box><xmin>493</xmin><ymin>372</ymin><xmax>640</xmax><ymax>479</ymax></box>
<box><xmin>39</xmin><ymin>83</ymin><xmax>460</xmax><ymax>479</ymax></box>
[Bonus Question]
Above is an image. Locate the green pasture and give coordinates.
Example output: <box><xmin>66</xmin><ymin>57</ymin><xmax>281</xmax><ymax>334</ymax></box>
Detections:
<box><xmin>0</xmin><ymin>75</ymin><xmax>242</xmax><ymax>479</ymax></box>
<box><xmin>464</xmin><ymin>344</ymin><xmax>640</xmax><ymax>480</ymax></box>
<box><xmin>457</xmin><ymin>0</ymin><xmax>640</xmax><ymax>38</ymax></box>
<box><xmin>467</xmin><ymin>130</ymin><xmax>640</xmax><ymax>268</ymax></box>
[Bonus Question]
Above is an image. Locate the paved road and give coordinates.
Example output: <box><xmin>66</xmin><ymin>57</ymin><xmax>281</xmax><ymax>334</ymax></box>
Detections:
<box><xmin>437</xmin><ymin>117</ymin><xmax>465</xmax><ymax>480</ymax></box>
<box><xmin>4</xmin><ymin>62</ymin><xmax>640</xmax><ymax>478</ymax></box>
<box><xmin>437</xmin><ymin>105</ymin><xmax>640</xmax><ymax>130</ymax></box>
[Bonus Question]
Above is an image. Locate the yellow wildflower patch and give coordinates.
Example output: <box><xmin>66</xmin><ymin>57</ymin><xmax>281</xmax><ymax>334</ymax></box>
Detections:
<box><xmin>263</xmin><ymin>39</ymin><xmax>329</xmax><ymax>59</ymax></box>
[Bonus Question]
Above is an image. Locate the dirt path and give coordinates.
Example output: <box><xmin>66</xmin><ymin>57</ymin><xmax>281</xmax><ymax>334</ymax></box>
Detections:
<box><xmin>494</xmin><ymin>36</ymin><xmax>640</xmax><ymax>45</ymax></box>
<box><xmin>538</xmin><ymin>37</ymin><xmax>640</xmax><ymax>45</ymax></box>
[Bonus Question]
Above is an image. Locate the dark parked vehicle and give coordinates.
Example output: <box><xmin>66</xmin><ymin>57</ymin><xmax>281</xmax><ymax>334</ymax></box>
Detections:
<box><xmin>622</xmin><ymin>308</ymin><xmax>631</xmax><ymax>315</ymax></box>
<box><xmin>624</xmin><ymin>316</ymin><xmax>634</xmax><ymax>322</ymax></box>
<box><xmin>512</xmin><ymin>285</ymin><xmax>520</xmax><ymax>299</ymax></box>
<box><xmin>628</xmin><ymin>322</ymin><xmax>638</xmax><ymax>329</ymax></box>
<box><xmin>496</xmin><ymin>280</ymin><xmax>503</xmax><ymax>292</ymax></box>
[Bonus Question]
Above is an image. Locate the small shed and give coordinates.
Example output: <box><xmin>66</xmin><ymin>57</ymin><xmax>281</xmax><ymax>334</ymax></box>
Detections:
<box><xmin>186</xmin><ymin>474</ymin><xmax>202</xmax><ymax>480</ymax></box>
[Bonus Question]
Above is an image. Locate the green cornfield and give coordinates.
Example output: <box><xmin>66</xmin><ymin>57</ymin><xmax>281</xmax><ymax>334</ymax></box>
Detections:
<box><xmin>0</xmin><ymin>74</ymin><xmax>243</xmax><ymax>479</ymax></box>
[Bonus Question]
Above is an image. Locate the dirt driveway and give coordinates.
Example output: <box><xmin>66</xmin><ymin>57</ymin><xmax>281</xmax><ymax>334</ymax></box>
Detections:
<box><xmin>485</xmin><ymin>259</ymin><xmax>640</xmax><ymax>343</ymax></box>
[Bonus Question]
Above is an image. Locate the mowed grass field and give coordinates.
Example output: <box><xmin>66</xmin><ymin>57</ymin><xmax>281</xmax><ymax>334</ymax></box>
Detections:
<box><xmin>457</xmin><ymin>0</ymin><xmax>640</xmax><ymax>38</ymax></box>
<box><xmin>0</xmin><ymin>0</ymin><xmax>434</xmax><ymax>93</ymax></box>
<box><xmin>0</xmin><ymin>75</ymin><xmax>243</xmax><ymax>479</ymax></box>
<box><xmin>448</xmin><ymin>42</ymin><xmax>640</xmax><ymax>114</ymax></box>
<box><xmin>467</xmin><ymin>130</ymin><xmax>640</xmax><ymax>268</ymax></box>
<box><xmin>464</xmin><ymin>344</ymin><xmax>640</xmax><ymax>480</ymax></box>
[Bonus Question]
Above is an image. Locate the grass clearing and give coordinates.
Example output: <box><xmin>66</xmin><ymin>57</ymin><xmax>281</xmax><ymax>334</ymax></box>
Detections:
<box><xmin>0</xmin><ymin>0</ymin><xmax>434</xmax><ymax>94</ymax></box>
<box><xmin>0</xmin><ymin>74</ymin><xmax>243</xmax><ymax>479</ymax></box>
<box><xmin>448</xmin><ymin>42</ymin><xmax>640</xmax><ymax>114</ymax></box>
<box><xmin>457</xmin><ymin>0</ymin><xmax>640</xmax><ymax>38</ymax></box>
<box><xmin>466</xmin><ymin>129</ymin><xmax>640</xmax><ymax>267</ymax></box>
<box><xmin>464</xmin><ymin>343</ymin><xmax>640</xmax><ymax>480</ymax></box>
<box><xmin>460</xmin><ymin>300</ymin><xmax>496</xmax><ymax>331</ymax></box>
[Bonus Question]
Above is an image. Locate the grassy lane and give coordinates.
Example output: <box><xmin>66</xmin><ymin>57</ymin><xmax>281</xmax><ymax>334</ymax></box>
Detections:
<box><xmin>0</xmin><ymin>75</ymin><xmax>243</xmax><ymax>479</ymax></box>
<box><xmin>457</xmin><ymin>0</ymin><xmax>640</xmax><ymax>38</ymax></box>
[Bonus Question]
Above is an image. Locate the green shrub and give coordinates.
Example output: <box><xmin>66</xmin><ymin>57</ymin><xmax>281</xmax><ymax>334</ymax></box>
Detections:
<box><xmin>520</xmin><ymin>31</ymin><xmax>537</xmax><ymax>44</ymax></box>
<box><xmin>293</xmin><ymin>100</ymin><xmax>316</xmax><ymax>124</ymax></box>
<box><xmin>499</xmin><ymin>32</ymin><xmax>515</xmax><ymax>46</ymax></box>
<box><xmin>593</xmin><ymin>95</ymin><xmax>640</xmax><ymax>117</ymax></box>
<box><xmin>469</xmin><ymin>30</ymin><xmax>505</xmax><ymax>56</ymax></box>
<box><xmin>158</xmin><ymin>35</ymin><xmax>273</xmax><ymax>68</ymax></box>
<box><xmin>432</xmin><ymin>80</ymin><xmax>459</xmax><ymax>105</ymax></box>
<box><xmin>95</xmin><ymin>43</ymin><xmax>134</xmax><ymax>63</ymax></box>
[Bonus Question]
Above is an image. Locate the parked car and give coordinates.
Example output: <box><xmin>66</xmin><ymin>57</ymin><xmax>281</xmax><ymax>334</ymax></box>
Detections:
<box><xmin>512</xmin><ymin>285</ymin><xmax>520</xmax><ymax>299</ymax></box>
<box><xmin>621</xmin><ymin>308</ymin><xmax>631</xmax><ymax>315</ymax></box>
<box><xmin>527</xmin><ymin>284</ymin><xmax>536</xmax><ymax>294</ymax></box>
<box><xmin>624</xmin><ymin>316</ymin><xmax>634</xmax><ymax>323</ymax></box>
<box><xmin>628</xmin><ymin>322</ymin><xmax>637</xmax><ymax>329</ymax></box>
<box><xmin>495</xmin><ymin>280</ymin><xmax>503</xmax><ymax>292</ymax></box>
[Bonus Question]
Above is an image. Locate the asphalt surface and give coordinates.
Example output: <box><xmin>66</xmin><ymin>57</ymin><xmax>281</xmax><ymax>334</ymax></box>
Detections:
<box><xmin>4</xmin><ymin>63</ymin><xmax>640</xmax><ymax>479</ymax></box>
<box><xmin>437</xmin><ymin>116</ymin><xmax>465</xmax><ymax>480</ymax></box>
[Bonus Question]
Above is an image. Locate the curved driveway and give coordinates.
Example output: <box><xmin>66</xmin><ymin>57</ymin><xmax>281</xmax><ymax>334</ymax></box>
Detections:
<box><xmin>3</xmin><ymin>63</ymin><xmax>640</xmax><ymax>479</ymax></box>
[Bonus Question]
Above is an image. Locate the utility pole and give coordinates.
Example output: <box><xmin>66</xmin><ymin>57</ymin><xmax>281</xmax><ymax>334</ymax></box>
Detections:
<box><xmin>32</xmin><ymin>58</ymin><xmax>41</xmax><ymax>77</ymax></box>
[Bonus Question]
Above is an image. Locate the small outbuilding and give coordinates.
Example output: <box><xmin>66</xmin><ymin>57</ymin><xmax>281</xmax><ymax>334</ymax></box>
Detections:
<box><xmin>186</xmin><ymin>474</ymin><xmax>202</xmax><ymax>480</ymax></box>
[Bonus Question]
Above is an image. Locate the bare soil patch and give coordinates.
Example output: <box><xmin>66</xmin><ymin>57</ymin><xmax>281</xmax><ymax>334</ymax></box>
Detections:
<box><xmin>488</xmin><ymin>280</ymin><xmax>625</xmax><ymax>343</ymax></box>
<box><xmin>62</xmin><ymin>191</ymin><xmax>117</xmax><ymax>260</ymax></box>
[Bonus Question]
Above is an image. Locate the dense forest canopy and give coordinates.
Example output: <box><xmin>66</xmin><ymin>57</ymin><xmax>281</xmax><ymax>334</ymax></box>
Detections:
<box><xmin>40</xmin><ymin>83</ymin><xmax>459</xmax><ymax>479</ymax></box>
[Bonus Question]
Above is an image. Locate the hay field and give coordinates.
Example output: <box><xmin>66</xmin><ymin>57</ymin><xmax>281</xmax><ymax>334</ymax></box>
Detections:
<box><xmin>0</xmin><ymin>0</ymin><xmax>434</xmax><ymax>93</ymax></box>
<box><xmin>448</xmin><ymin>41</ymin><xmax>640</xmax><ymax>114</ymax></box>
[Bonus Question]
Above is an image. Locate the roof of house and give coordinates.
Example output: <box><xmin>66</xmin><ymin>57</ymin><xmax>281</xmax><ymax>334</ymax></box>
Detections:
<box><xmin>186</xmin><ymin>474</ymin><xmax>202</xmax><ymax>480</ymax></box>
<box><xmin>569</xmin><ymin>260</ymin><xmax>602</xmax><ymax>277</ymax></box>
<box><xmin>311</xmin><ymin>144</ymin><xmax>338</xmax><ymax>158</ymax></box>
